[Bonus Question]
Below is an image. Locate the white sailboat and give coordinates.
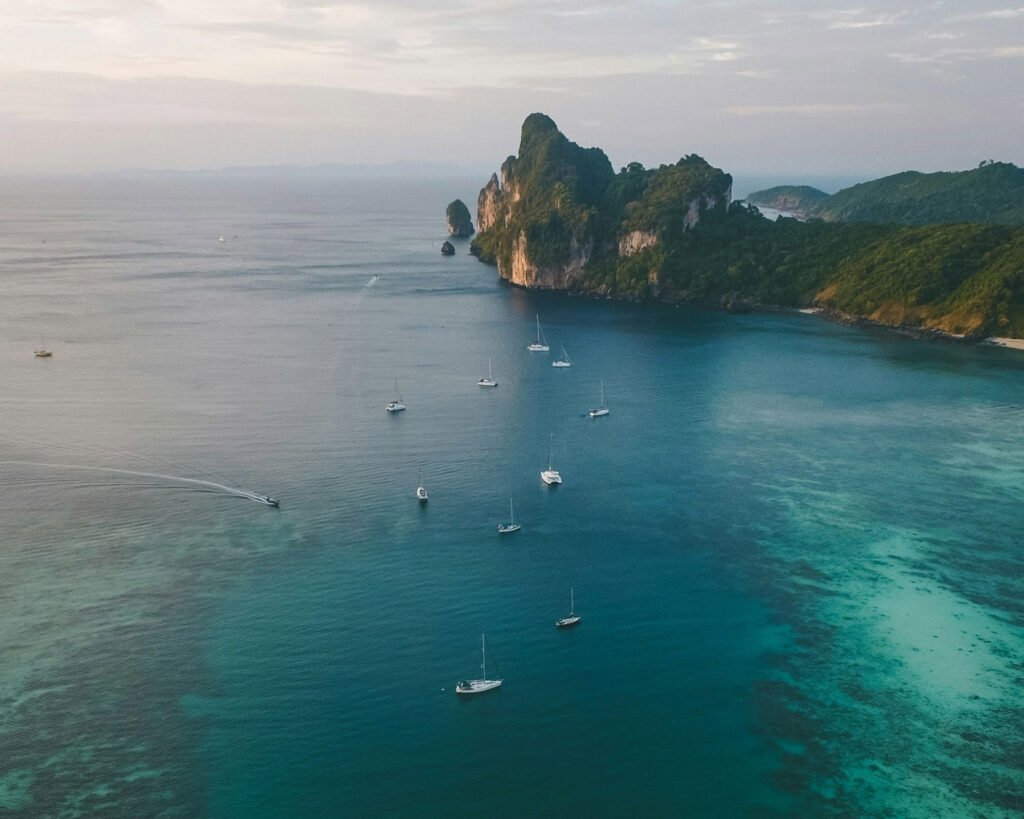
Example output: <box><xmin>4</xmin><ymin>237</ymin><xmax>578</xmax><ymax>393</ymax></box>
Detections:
<box><xmin>477</xmin><ymin>357</ymin><xmax>498</xmax><ymax>387</ymax></box>
<box><xmin>385</xmin><ymin>379</ymin><xmax>406</xmax><ymax>412</ymax></box>
<box><xmin>527</xmin><ymin>315</ymin><xmax>550</xmax><ymax>352</ymax></box>
<box><xmin>556</xmin><ymin>588</ymin><xmax>581</xmax><ymax>628</ymax></box>
<box><xmin>541</xmin><ymin>433</ymin><xmax>562</xmax><ymax>485</ymax></box>
<box><xmin>416</xmin><ymin>468</ymin><xmax>428</xmax><ymax>503</ymax></box>
<box><xmin>589</xmin><ymin>380</ymin><xmax>610</xmax><ymax>417</ymax></box>
<box><xmin>551</xmin><ymin>344</ymin><xmax>572</xmax><ymax>368</ymax></box>
<box><xmin>498</xmin><ymin>498</ymin><xmax>520</xmax><ymax>534</ymax></box>
<box><xmin>455</xmin><ymin>634</ymin><xmax>503</xmax><ymax>695</ymax></box>
<box><xmin>34</xmin><ymin>334</ymin><xmax>52</xmax><ymax>358</ymax></box>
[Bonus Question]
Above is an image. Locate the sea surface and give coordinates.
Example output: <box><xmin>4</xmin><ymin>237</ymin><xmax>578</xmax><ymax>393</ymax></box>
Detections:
<box><xmin>0</xmin><ymin>174</ymin><xmax>1022</xmax><ymax>817</ymax></box>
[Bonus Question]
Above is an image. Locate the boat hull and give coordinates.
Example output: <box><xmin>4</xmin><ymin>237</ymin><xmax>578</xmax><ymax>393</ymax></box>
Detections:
<box><xmin>589</xmin><ymin>408</ymin><xmax>609</xmax><ymax>417</ymax></box>
<box><xmin>527</xmin><ymin>344</ymin><xmax>549</xmax><ymax>352</ymax></box>
<box><xmin>477</xmin><ymin>379</ymin><xmax>498</xmax><ymax>387</ymax></box>
<box><xmin>541</xmin><ymin>470</ymin><xmax>562</xmax><ymax>485</ymax></box>
<box><xmin>498</xmin><ymin>523</ymin><xmax>520</xmax><ymax>534</ymax></box>
<box><xmin>385</xmin><ymin>403</ymin><xmax>406</xmax><ymax>413</ymax></box>
<box><xmin>556</xmin><ymin>615</ymin><xmax>581</xmax><ymax>628</ymax></box>
<box><xmin>455</xmin><ymin>679</ymin><xmax>502</xmax><ymax>694</ymax></box>
<box><xmin>551</xmin><ymin>361</ymin><xmax>571</xmax><ymax>368</ymax></box>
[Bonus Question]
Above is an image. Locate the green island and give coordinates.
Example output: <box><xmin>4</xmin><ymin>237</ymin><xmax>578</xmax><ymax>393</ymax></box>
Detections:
<box><xmin>744</xmin><ymin>185</ymin><xmax>829</xmax><ymax>214</ymax></box>
<box><xmin>470</xmin><ymin>114</ymin><xmax>1024</xmax><ymax>340</ymax></box>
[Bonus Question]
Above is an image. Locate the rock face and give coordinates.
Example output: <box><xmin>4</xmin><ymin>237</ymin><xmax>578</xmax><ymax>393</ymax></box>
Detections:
<box><xmin>470</xmin><ymin>113</ymin><xmax>732</xmax><ymax>295</ymax></box>
<box><xmin>618</xmin><ymin>230</ymin><xmax>658</xmax><ymax>257</ymax></box>
<box><xmin>440</xmin><ymin>240</ymin><xmax>455</xmax><ymax>255</ymax></box>
<box><xmin>508</xmin><ymin>230</ymin><xmax>593</xmax><ymax>289</ymax></box>
<box><xmin>445</xmin><ymin>199</ymin><xmax>475</xmax><ymax>237</ymax></box>
<box><xmin>477</xmin><ymin>174</ymin><xmax>502</xmax><ymax>233</ymax></box>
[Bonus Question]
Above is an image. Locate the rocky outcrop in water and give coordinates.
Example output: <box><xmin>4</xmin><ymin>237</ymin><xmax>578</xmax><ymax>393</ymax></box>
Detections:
<box><xmin>441</xmin><ymin>240</ymin><xmax>455</xmax><ymax>255</ymax></box>
<box><xmin>445</xmin><ymin>199</ymin><xmax>475</xmax><ymax>237</ymax></box>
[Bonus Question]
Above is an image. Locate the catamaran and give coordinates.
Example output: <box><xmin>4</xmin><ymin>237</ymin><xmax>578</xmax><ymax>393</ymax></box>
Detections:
<box><xmin>416</xmin><ymin>468</ymin><xmax>428</xmax><ymax>503</ymax></box>
<box><xmin>455</xmin><ymin>634</ymin><xmax>503</xmax><ymax>695</ymax></box>
<box><xmin>498</xmin><ymin>498</ymin><xmax>520</xmax><ymax>534</ymax></box>
<box><xmin>556</xmin><ymin>588</ymin><xmax>581</xmax><ymax>628</ymax></box>
<box><xmin>477</xmin><ymin>357</ymin><xmax>498</xmax><ymax>387</ymax></box>
<box><xmin>589</xmin><ymin>380</ymin><xmax>610</xmax><ymax>417</ymax></box>
<box><xmin>551</xmin><ymin>344</ymin><xmax>572</xmax><ymax>368</ymax></box>
<box><xmin>385</xmin><ymin>379</ymin><xmax>406</xmax><ymax>413</ymax></box>
<box><xmin>541</xmin><ymin>434</ymin><xmax>562</xmax><ymax>485</ymax></box>
<box><xmin>527</xmin><ymin>315</ymin><xmax>550</xmax><ymax>352</ymax></box>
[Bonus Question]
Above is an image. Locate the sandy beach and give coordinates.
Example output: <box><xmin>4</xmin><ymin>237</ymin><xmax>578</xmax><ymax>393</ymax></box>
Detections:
<box><xmin>984</xmin><ymin>337</ymin><xmax>1024</xmax><ymax>350</ymax></box>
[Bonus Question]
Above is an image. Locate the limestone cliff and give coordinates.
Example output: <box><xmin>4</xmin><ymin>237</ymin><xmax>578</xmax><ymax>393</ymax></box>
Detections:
<box><xmin>508</xmin><ymin>230</ymin><xmax>593</xmax><ymax>289</ymax></box>
<box><xmin>477</xmin><ymin>174</ymin><xmax>502</xmax><ymax>233</ymax></box>
<box><xmin>618</xmin><ymin>230</ymin><xmax>658</xmax><ymax>257</ymax></box>
<box><xmin>470</xmin><ymin>114</ymin><xmax>732</xmax><ymax>295</ymax></box>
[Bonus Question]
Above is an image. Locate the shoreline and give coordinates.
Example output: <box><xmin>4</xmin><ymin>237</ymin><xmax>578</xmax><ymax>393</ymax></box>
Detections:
<box><xmin>497</xmin><ymin>272</ymin><xmax>1024</xmax><ymax>350</ymax></box>
<box><xmin>981</xmin><ymin>336</ymin><xmax>1024</xmax><ymax>351</ymax></box>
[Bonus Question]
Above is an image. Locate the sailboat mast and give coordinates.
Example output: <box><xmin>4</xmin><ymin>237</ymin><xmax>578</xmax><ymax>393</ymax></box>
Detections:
<box><xmin>570</xmin><ymin>587</ymin><xmax>574</xmax><ymax>614</ymax></box>
<box><xmin>481</xmin><ymin>634</ymin><xmax>486</xmax><ymax>680</ymax></box>
<box><xmin>510</xmin><ymin>498</ymin><xmax>514</xmax><ymax>524</ymax></box>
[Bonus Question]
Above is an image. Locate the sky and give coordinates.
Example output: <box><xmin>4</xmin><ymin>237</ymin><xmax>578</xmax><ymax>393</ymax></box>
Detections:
<box><xmin>0</xmin><ymin>0</ymin><xmax>1021</xmax><ymax>177</ymax></box>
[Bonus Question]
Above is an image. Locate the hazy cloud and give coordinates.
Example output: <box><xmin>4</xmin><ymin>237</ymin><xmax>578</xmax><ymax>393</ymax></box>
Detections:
<box><xmin>945</xmin><ymin>7</ymin><xmax>1024</xmax><ymax>22</ymax></box>
<box><xmin>0</xmin><ymin>0</ymin><xmax>1019</xmax><ymax>174</ymax></box>
<box><xmin>829</xmin><ymin>13</ymin><xmax>905</xmax><ymax>29</ymax></box>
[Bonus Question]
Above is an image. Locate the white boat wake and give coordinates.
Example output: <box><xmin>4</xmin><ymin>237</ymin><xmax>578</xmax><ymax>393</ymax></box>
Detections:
<box><xmin>0</xmin><ymin>461</ymin><xmax>279</xmax><ymax>506</ymax></box>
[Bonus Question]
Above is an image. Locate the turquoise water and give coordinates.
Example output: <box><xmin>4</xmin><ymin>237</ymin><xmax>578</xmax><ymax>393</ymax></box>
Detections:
<box><xmin>1</xmin><ymin>175</ymin><xmax>1022</xmax><ymax>817</ymax></box>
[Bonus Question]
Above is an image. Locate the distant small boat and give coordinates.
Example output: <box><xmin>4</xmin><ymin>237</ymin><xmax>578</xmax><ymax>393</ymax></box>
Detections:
<box><xmin>541</xmin><ymin>434</ymin><xmax>562</xmax><ymax>485</ymax></box>
<box><xmin>455</xmin><ymin>634</ymin><xmax>503</xmax><ymax>695</ymax></box>
<box><xmin>477</xmin><ymin>357</ymin><xmax>498</xmax><ymax>388</ymax></box>
<box><xmin>34</xmin><ymin>334</ymin><xmax>52</xmax><ymax>358</ymax></box>
<box><xmin>556</xmin><ymin>588</ymin><xmax>581</xmax><ymax>629</ymax></box>
<box><xmin>498</xmin><ymin>498</ymin><xmax>520</xmax><ymax>534</ymax></box>
<box><xmin>417</xmin><ymin>468</ymin><xmax>428</xmax><ymax>503</ymax></box>
<box><xmin>261</xmin><ymin>495</ymin><xmax>280</xmax><ymax>507</ymax></box>
<box><xmin>589</xmin><ymin>381</ymin><xmax>610</xmax><ymax>417</ymax></box>
<box><xmin>551</xmin><ymin>344</ymin><xmax>572</xmax><ymax>368</ymax></box>
<box><xmin>386</xmin><ymin>379</ymin><xmax>406</xmax><ymax>413</ymax></box>
<box><xmin>527</xmin><ymin>315</ymin><xmax>550</xmax><ymax>352</ymax></box>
